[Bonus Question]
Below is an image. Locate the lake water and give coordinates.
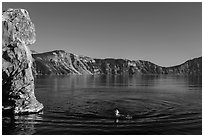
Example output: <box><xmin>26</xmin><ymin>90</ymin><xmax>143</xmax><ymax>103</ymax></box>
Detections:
<box><xmin>2</xmin><ymin>75</ymin><xmax>202</xmax><ymax>135</ymax></box>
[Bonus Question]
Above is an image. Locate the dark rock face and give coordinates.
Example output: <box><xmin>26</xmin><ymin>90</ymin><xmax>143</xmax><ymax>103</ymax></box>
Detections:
<box><xmin>32</xmin><ymin>50</ymin><xmax>202</xmax><ymax>76</ymax></box>
<box><xmin>2</xmin><ymin>9</ymin><xmax>43</xmax><ymax>114</ymax></box>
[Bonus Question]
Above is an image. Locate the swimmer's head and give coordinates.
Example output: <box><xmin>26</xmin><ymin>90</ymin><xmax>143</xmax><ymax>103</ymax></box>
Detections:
<box><xmin>115</xmin><ymin>109</ymin><xmax>120</xmax><ymax>115</ymax></box>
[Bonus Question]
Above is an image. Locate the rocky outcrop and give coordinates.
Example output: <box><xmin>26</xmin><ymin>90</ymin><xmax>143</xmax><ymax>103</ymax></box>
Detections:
<box><xmin>32</xmin><ymin>50</ymin><xmax>202</xmax><ymax>76</ymax></box>
<box><xmin>2</xmin><ymin>8</ymin><xmax>43</xmax><ymax>114</ymax></box>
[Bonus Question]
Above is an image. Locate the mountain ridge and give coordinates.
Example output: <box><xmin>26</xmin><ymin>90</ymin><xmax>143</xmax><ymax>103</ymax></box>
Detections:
<box><xmin>32</xmin><ymin>50</ymin><xmax>202</xmax><ymax>76</ymax></box>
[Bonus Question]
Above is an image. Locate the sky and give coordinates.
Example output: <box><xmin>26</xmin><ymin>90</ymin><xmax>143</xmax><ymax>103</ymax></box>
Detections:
<box><xmin>2</xmin><ymin>2</ymin><xmax>202</xmax><ymax>67</ymax></box>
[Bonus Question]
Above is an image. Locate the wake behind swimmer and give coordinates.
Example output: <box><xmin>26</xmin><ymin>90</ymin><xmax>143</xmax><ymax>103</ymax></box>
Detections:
<box><xmin>114</xmin><ymin>109</ymin><xmax>133</xmax><ymax>120</ymax></box>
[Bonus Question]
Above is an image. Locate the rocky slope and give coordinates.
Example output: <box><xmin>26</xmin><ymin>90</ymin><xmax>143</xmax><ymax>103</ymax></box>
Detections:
<box><xmin>2</xmin><ymin>8</ymin><xmax>43</xmax><ymax>114</ymax></box>
<box><xmin>32</xmin><ymin>50</ymin><xmax>202</xmax><ymax>76</ymax></box>
<box><xmin>32</xmin><ymin>50</ymin><xmax>93</xmax><ymax>75</ymax></box>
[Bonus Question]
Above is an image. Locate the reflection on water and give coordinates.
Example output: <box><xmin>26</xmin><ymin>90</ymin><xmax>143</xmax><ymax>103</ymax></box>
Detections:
<box><xmin>2</xmin><ymin>113</ymin><xmax>43</xmax><ymax>135</ymax></box>
<box><xmin>2</xmin><ymin>75</ymin><xmax>202</xmax><ymax>135</ymax></box>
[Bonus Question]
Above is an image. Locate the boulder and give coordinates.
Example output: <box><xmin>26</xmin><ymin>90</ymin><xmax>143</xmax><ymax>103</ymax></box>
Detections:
<box><xmin>2</xmin><ymin>8</ymin><xmax>43</xmax><ymax>114</ymax></box>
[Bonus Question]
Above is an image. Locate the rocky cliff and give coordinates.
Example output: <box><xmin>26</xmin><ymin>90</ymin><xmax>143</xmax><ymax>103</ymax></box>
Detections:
<box><xmin>32</xmin><ymin>50</ymin><xmax>93</xmax><ymax>75</ymax></box>
<box><xmin>2</xmin><ymin>9</ymin><xmax>43</xmax><ymax>114</ymax></box>
<box><xmin>32</xmin><ymin>50</ymin><xmax>202</xmax><ymax>76</ymax></box>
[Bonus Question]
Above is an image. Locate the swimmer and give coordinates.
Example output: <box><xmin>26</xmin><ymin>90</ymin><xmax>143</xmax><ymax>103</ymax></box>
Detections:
<box><xmin>114</xmin><ymin>108</ymin><xmax>132</xmax><ymax>120</ymax></box>
<box><xmin>115</xmin><ymin>109</ymin><xmax>121</xmax><ymax>118</ymax></box>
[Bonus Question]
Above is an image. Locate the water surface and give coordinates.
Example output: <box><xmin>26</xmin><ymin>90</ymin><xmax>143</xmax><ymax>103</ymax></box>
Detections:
<box><xmin>2</xmin><ymin>75</ymin><xmax>202</xmax><ymax>135</ymax></box>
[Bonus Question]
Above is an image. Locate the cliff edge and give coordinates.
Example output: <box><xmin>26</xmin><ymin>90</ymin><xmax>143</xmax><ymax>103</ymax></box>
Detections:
<box><xmin>2</xmin><ymin>8</ymin><xmax>43</xmax><ymax>114</ymax></box>
<box><xmin>32</xmin><ymin>50</ymin><xmax>202</xmax><ymax>76</ymax></box>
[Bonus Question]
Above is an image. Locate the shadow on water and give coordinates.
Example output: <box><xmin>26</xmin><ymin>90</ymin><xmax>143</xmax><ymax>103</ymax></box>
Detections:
<box><xmin>2</xmin><ymin>112</ymin><xmax>43</xmax><ymax>135</ymax></box>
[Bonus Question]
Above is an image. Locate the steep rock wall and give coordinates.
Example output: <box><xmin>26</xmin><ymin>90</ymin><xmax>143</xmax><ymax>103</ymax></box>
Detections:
<box><xmin>2</xmin><ymin>8</ymin><xmax>43</xmax><ymax>114</ymax></box>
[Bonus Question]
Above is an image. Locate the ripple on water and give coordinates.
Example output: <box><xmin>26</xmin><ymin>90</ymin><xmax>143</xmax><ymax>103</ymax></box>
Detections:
<box><xmin>3</xmin><ymin>75</ymin><xmax>202</xmax><ymax>135</ymax></box>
